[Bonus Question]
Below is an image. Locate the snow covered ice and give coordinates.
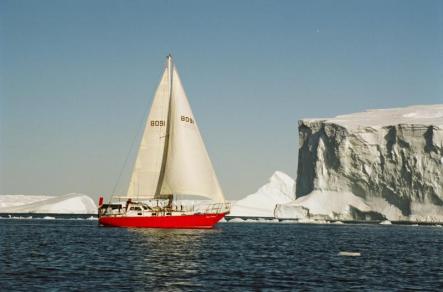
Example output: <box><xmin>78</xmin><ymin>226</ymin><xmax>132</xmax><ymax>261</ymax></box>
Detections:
<box><xmin>229</xmin><ymin>171</ymin><xmax>295</xmax><ymax>218</ymax></box>
<box><xmin>0</xmin><ymin>193</ymin><xmax>97</xmax><ymax>214</ymax></box>
<box><xmin>275</xmin><ymin>191</ymin><xmax>372</xmax><ymax>220</ymax></box>
<box><xmin>284</xmin><ymin>104</ymin><xmax>443</xmax><ymax>222</ymax></box>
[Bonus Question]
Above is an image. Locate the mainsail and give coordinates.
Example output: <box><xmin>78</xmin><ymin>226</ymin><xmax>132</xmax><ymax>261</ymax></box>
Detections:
<box><xmin>127</xmin><ymin>56</ymin><xmax>225</xmax><ymax>203</ymax></box>
<box><xmin>126</xmin><ymin>64</ymin><xmax>170</xmax><ymax>199</ymax></box>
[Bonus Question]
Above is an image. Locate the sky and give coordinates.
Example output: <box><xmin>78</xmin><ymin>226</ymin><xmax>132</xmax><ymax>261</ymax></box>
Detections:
<box><xmin>0</xmin><ymin>0</ymin><xmax>442</xmax><ymax>201</ymax></box>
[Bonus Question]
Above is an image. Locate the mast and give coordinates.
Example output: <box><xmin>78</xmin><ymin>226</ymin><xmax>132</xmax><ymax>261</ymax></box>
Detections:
<box><xmin>154</xmin><ymin>54</ymin><xmax>173</xmax><ymax>197</ymax></box>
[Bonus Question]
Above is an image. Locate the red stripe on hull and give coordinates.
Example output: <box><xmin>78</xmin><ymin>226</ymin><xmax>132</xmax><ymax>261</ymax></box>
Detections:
<box><xmin>99</xmin><ymin>213</ymin><xmax>226</xmax><ymax>229</ymax></box>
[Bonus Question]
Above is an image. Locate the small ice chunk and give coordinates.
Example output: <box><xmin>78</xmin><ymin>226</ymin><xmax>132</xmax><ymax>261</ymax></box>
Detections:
<box><xmin>380</xmin><ymin>220</ymin><xmax>392</xmax><ymax>225</ymax></box>
<box><xmin>228</xmin><ymin>218</ymin><xmax>244</xmax><ymax>223</ymax></box>
<box><xmin>338</xmin><ymin>251</ymin><xmax>361</xmax><ymax>257</ymax></box>
<box><xmin>280</xmin><ymin>219</ymin><xmax>297</xmax><ymax>224</ymax></box>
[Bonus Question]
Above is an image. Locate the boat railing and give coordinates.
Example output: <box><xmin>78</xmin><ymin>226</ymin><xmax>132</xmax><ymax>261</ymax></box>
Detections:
<box><xmin>99</xmin><ymin>200</ymin><xmax>231</xmax><ymax>216</ymax></box>
<box><xmin>196</xmin><ymin>202</ymin><xmax>231</xmax><ymax>215</ymax></box>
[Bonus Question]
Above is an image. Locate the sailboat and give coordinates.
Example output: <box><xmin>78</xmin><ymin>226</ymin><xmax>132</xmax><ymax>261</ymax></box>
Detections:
<box><xmin>98</xmin><ymin>55</ymin><xmax>230</xmax><ymax>228</ymax></box>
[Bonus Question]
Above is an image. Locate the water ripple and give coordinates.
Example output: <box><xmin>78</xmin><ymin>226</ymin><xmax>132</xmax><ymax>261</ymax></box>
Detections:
<box><xmin>0</xmin><ymin>220</ymin><xmax>442</xmax><ymax>291</ymax></box>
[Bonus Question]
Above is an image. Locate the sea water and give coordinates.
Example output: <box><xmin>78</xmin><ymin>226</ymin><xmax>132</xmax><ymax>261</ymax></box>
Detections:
<box><xmin>0</xmin><ymin>219</ymin><xmax>442</xmax><ymax>291</ymax></box>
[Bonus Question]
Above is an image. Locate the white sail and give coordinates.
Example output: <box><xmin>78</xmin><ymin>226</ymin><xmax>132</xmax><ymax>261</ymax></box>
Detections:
<box><xmin>127</xmin><ymin>56</ymin><xmax>225</xmax><ymax>203</ymax></box>
<box><xmin>127</xmin><ymin>66</ymin><xmax>170</xmax><ymax>199</ymax></box>
<box><xmin>159</xmin><ymin>66</ymin><xmax>225</xmax><ymax>203</ymax></box>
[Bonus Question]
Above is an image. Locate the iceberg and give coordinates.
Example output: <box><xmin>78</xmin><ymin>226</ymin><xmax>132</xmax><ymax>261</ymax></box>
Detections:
<box><xmin>229</xmin><ymin>171</ymin><xmax>295</xmax><ymax>218</ymax></box>
<box><xmin>290</xmin><ymin>104</ymin><xmax>443</xmax><ymax>222</ymax></box>
<box><xmin>0</xmin><ymin>195</ymin><xmax>50</xmax><ymax>209</ymax></box>
<box><xmin>275</xmin><ymin>191</ymin><xmax>372</xmax><ymax>220</ymax></box>
<box><xmin>0</xmin><ymin>193</ymin><xmax>98</xmax><ymax>214</ymax></box>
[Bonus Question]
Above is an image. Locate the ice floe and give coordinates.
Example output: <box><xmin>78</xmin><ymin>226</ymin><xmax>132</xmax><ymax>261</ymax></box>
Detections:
<box><xmin>338</xmin><ymin>251</ymin><xmax>361</xmax><ymax>257</ymax></box>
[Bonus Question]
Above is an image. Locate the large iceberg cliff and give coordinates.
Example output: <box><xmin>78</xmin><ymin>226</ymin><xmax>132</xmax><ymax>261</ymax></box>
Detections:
<box><xmin>289</xmin><ymin>104</ymin><xmax>443</xmax><ymax>222</ymax></box>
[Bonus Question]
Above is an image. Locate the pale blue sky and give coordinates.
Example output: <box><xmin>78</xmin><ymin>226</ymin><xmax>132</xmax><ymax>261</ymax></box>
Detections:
<box><xmin>1</xmin><ymin>0</ymin><xmax>442</xmax><ymax>200</ymax></box>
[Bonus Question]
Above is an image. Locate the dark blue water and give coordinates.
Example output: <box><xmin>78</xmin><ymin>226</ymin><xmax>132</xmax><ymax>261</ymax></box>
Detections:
<box><xmin>1</xmin><ymin>219</ymin><xmax>442</xmax><ymax>291</ymax></box>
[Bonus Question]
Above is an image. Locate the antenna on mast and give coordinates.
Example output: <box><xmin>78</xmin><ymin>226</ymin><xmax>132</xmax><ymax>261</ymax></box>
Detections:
<box><xmin>167</xmin><ymin>54</ymin><xmax>173</xmax><ymax>93</ymax></box>
<box><xmin>167</xmin><ymin>53</ymin><xmax>173</xmax><ymax>64</ymax></box>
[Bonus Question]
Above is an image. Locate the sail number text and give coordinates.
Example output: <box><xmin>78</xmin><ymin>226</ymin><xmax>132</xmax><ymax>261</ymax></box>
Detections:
<box><xmin>150</xmin><ymin>120</ymin><xmax>165</xmax><ymax>127</ymax></box>
<box><xmin>181</xmin><ymin>116</ymin><xmax>194</xmax><ymax>124</ymax></box>
<box><xmin>150</xmin><ymin>116</ymin><xmax>194</xmax><ymax>127</ymax></box>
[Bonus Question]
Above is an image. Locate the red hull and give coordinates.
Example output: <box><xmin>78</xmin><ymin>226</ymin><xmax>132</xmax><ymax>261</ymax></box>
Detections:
<box><xmin>99</xmin><ymin>213</ymin><xmax>226</xmax><ymax>229</ymax></box>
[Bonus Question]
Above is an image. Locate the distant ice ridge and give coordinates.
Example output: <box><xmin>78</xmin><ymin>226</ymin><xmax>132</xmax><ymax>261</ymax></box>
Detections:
<box><xmin>284</xmin><ymin>104</ymin><xmax>443</xmax><ymax>222</ymax></box>
<box><xmin>0</xmin><ymin>216</ymin><xmax>98</xmax><ymax>220</ymax></box>
<box><xmin>229</xmin><ymin>171</ymin><xmax>295</xmax><ymax>218</ymax></box>
<box><xmin>0</xmin><ymin>193</ymin><xmax>97</xmax><ymax>214</ymax></box>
